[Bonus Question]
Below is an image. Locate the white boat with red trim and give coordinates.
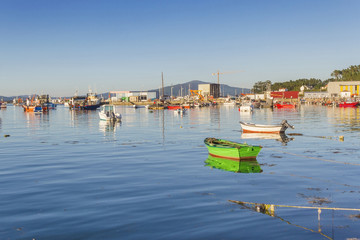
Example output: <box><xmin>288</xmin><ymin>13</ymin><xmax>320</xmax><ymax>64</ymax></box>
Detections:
<box><xmin>240</xmin><ymin>120</ymin><xmax>294</xmax><ymax>133</ymax></box>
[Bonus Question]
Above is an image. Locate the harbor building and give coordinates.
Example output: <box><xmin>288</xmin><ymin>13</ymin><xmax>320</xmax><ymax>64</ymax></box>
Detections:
<box><xmin>303</xmin><ymin>92</ymin><xmax>329</xmax><ymax>99</ymax></box>
<box><xmin>327</xmin><ymin>81</ymin><xmax>360</xmax><ymax>98</ymax></box>
<box><xmin>198</xmin><ymin>84</ymin><xmax>220</xmax><ymax>98</ymax></box>
<box><xmin>109</xmin><ymin>91</ymin><xmax>157</xmax><ymax>102</ymax></box>
<box><xmin>270</xmin><ymin>91</ymin><xmax>299</xmax><ymax>101</ymax></box>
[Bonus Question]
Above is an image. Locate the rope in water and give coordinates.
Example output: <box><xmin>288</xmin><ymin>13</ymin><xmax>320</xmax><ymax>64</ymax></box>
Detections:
<box><xmin>229</xmin><ymin>200</ymin><xmax>360</xmax><ymax>211</ymax></box>
<box><xmin>265</xmin><ymin>147</ymin><xmax>360</xmax><ymax>166</ymax></box>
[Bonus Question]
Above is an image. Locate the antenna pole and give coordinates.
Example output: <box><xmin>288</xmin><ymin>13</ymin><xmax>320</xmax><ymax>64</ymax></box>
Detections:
<box><xmin>161</xmin><ymin>72</ymin><xmax>164</xmax><ymax>98</ymax></box>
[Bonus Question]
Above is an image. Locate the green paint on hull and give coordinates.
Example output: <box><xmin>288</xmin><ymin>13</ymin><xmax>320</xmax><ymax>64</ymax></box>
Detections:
<box><xmin>204</xmin><ymin>138</ymin><xmax>262</xmax><ymax>160</ymax></box>
<box><xmin>205</xmin><ymin>155</ymin><xmax>262</xmax><ymax>173</ymax></box>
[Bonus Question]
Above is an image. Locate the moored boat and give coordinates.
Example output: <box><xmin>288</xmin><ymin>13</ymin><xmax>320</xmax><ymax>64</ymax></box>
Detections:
<box><xmin>274</xmin><ymin>102</ymin><xmax>296</xmax><ymax>108</ymax></box>
<box><xmin>167</xmin><ymin>105</ymin><xmax>191</xmax><ymax>110</ymax></box>
<box><xmin>239</xmin><ymin>102</ymin><xmax>253</xmax><ymax>112</ymax></box>
<box><xmin>69</xmin><ymin>93</ymin><xmax>102</xmax><ymax>110</ymax></box>
<box><xmin>22</xmin><ymin>105</ymin><xmax>43</xmax><ymax>113</ymax></box>
<box><xmin>240</xmin><ymin>120</ymin><xmax>294</xmax><ymax>133</ymax></box>
<box><xmin>99</xmin><ymin>105</ymin><xmax>122</xmax><ymax>122</ymax></box>
<box><xmin>204</xmin><ymin>137</ymin><xmax>262</xmax><ymax>160</ymax></box>
<box><xmin>0</xmin><ymin>102</ymin><xmax>7</xmax><ymax>108</ymax></box>
<box><xmin>338</xmin><ymin>101</ymin><xmax>359</xmax><ymax>107</ymax></box>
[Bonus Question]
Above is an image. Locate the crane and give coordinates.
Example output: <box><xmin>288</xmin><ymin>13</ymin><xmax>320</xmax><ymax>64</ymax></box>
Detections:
<box><xmin>211</xmin><ymin>70</ymin><xmax>245</xmax><ymax>85</ymax></box>
<box><xmin>190</xmin><ymin>90</ymin><xmax>204</xmax><ymax>101</ymax></box>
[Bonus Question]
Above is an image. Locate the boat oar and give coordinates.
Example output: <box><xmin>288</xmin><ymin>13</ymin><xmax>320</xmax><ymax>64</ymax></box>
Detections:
<box><xmin>229</xmin><ymin>200</ymin><xmax>360</xmax><ymax>212</ymax></box>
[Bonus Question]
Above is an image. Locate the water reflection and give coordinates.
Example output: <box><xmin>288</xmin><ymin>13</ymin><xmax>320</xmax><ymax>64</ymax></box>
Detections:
<box><xmin>99</xmin><ymin>120</ymin><xmax>120</xmax><ymax>133</ymax></box>
<box><xmin>205</xmin><ymin>155</ymin><xmax>262</xmax><ymax>173</ymax></box>
<box><xmin>69</xmin><ymin>109</ymin><xmax>96</xmax><ymax>127</ymax></box>
<box><xmin>332</xmin><ymin>107</ymin><xmax>360</xmax><ymax>131</ymax></box>
<box><xmin>228</xmin><ymin>200</ymin><xmax>360</xmax><ymax>240</ymax></box>
<box><xmin>241</xmin><ymin>133</ymin><xmax>294</xmax><ymax>145</ymax></box>
<box><xmin>24</xmin><ymin>111</ymin><xmax>50</xmax><ymax>129</ymax></box>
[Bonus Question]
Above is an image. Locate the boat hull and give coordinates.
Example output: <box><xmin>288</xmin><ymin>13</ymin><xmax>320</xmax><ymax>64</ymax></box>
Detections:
<box><xmin>70</xmin><ymin>104</ymin><xmax>101</xmax><ymax>110</ymax></box>
<box><xmin>274</xmin><ymin>103</ymin><xmax>296</xmax><ymax>109</ymax></box>
<box><xmin>204</xmin><ymin>138</ymin><xmax>262</xmax><ymax>160</ymax></box>
<box><xmin>338</xmin><ymin>102</ymin><xmax>359</xmax><ymax>107</ymax></box>
<box><xmin>22</xmin><ymin>105</ymin><xmax>43</xmax><ymax>113</ymax></box>
<box><xmin>240</xmin><ymin>121</ymin><xmax>285</xmax><ymax>133</ymax></box>
<box><xmin>167</xmin><ymin>105</ymin><xmax>191</xmax><ymax>110</ymax></box>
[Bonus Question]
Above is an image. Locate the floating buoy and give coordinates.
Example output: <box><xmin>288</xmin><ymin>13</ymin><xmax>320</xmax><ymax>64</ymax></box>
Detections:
<box><xmin>180</xmin><ymin>126</ymin><xmax>183</xmax><ymax>128</ymax></box>
<box><xmin>339</xmin><ymin>136</ymin><xmax>344</xmax><ymax>141</ymax></box>
<box><xmin>4</xmin><ymin>134</ymin><xmax>10</xmax><ymax>137</ymax></box>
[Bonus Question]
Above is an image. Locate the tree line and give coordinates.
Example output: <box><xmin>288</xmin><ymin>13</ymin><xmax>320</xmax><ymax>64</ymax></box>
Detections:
<box><xmin>252</xmin><ymin>64</ymin><xmax>360</xmax><ymax>93</ymax></box>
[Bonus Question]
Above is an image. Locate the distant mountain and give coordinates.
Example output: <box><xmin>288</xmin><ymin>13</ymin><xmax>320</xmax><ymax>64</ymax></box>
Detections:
<box><xmin>0</xmin><ymin>81</ymin><xmax>250</xmax><ymax>101</ymax></box>
<box><xmin>148</xmin><ymin>80</ymin><xmax>250</xmax><ymax>98</ymax></box>
<box><xmin>0</xmin><ymin>95</ymin><xmax>30</xmax><ymax>102</ymax></box>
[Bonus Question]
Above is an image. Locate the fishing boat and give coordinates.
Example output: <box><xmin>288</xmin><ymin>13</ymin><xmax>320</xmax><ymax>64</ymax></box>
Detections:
<box><xmin>240</xmin><ymin>120</ymin><xmax>294</xmax><ymax>133</ymax></box>
<box><xmin>99</xmin><ymin>105</ymin><xmax>121</xmax><ymax>122</ymax></box>
<box><xmin>204</xmin><ymin>138</ymin><xmax>262</xmax><ymax>160</ymax></box>
<box><xmin>22</xmin><ymin>105</ymin><xmax>43</xmax><ymax>113</ymax></box>
<box><xmin>274</xmin><ymin>102</ymin><xmax>296</xmax><ymax>108</ymax></box>
<box><xmin>0</xmin><ymin>102</ymin><xmax>7</xmax><ymax>109</ymax></box>
<box><xmin>205</xmin><ymin>155</ymin><xmax>262</xmax><ymax>173</ymax></box>
<box><xmin>69</xmin><ymin>91</ymin><xmax>102</xmax><ymax>110</ymax></box>
<box><xmin>338</xmin><ymin>101</ymin><xmax>359</xmax><ymax>107</ymax></box>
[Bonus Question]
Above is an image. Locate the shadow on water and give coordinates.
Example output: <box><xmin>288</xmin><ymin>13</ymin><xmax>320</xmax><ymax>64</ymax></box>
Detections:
<box><xmin>205</xmin><ymin>155</ymin><xmax>263</xmax><ymax>173</ymax></box>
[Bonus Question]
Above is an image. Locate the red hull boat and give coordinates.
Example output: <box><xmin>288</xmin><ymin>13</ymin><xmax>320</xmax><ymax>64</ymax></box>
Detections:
<box><xmin>338</xmin><ymin>102</ymin><xmax>359</xmax><ymax>107</ymax></box>
<box><xmin>274</xmin><ymin>102</ymin><xmax>296</xmax><ymax>109</ymax></box>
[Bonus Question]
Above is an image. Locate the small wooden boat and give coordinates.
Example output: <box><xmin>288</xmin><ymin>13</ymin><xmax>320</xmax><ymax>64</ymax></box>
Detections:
<box><xmin>205</xmin><ymin>155</ymin><xmax>262</xmax><ymax>173</ymax></box>
<box><xmin>274</xmin><ymin>102</ymin><xmax>296</xmax><ymax>108</ymax></box>
<box><xmin>204</xmin><ymin>138</ymin><xmax>262</xmax><ymax>160</ymax></box>
<box><xmin>240</xmin><ymin>120</ymin><xmax>294</xmax><ymax>133</ymax></box>
<box><xmin>338</xmin><ymin>101</ymin><xmax>359</xmax><ymax>107</ymax></box>
<box><xmin>99</xmin><ymin>105</ymin><xmax>121</xmax><ymax>122</ymax></box>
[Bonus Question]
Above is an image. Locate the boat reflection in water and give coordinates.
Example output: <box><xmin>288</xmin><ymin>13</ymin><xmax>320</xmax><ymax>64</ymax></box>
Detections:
<box><xmin>99</xmin><ymin>120</ymin><xmax>120</xmax><ymax>133</ymax></box>
<box><xmin>241</xmin><ymin>132</ymin><xmax>294</xmax><ymax>145</ymax></box>
<box><xmin>205</xmin><ymin>155</ymin><xmax>262</xmax><ymax>173</ymax></box>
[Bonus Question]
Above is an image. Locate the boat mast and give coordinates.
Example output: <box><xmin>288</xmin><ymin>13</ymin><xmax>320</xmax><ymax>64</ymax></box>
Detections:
<box><xmin>161</xmin><ymin>72</ymin><xmax>164</xmax><ymax>99</ymax></box>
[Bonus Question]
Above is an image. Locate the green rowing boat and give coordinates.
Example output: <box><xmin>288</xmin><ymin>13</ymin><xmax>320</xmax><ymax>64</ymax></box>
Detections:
<box><xmin>204</xmin><ymin>137</ymin><xmax>262</xmax><ymax>160</ymax></box>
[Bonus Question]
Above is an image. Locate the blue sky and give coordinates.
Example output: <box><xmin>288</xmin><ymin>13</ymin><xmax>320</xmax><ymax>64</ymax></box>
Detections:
<box><xmin>1</xmin><ymin>0</ymin><xmax>359</xmax><ymax>96</ymax></box>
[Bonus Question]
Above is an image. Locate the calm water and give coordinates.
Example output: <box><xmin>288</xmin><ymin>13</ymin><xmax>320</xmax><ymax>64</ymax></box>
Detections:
<box><xmin>1</xmin><ymin>105</ymin><xmax>360</xmax><ymax>240</ymax></box>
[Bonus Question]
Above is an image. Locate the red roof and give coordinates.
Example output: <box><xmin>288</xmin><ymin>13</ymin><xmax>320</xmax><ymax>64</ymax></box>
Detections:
<box><xmin>271</xmin><ymin>91</ymin><xmax>299</xmax><ymax>99</ymax></box>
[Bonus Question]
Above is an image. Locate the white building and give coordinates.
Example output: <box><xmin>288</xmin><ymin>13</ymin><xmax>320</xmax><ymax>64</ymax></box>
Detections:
<box><xmin>303</xmin><ymin>92</ymin><xmax>329</xmax><ymax>99</ymax></box>
<box><xmin>110</xmin><ymin>91</ymin><xmax>157</xmax><ymax>102</ymax></box>
<box><xmin>198</xmin><ymin>84</ymin><xmax>220</xmax><ymax>98</ymax></box>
